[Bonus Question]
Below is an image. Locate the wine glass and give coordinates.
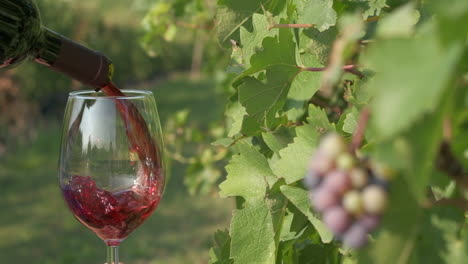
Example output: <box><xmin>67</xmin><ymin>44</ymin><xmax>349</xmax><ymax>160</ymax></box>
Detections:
<box><xmin>58</xmin><ymin>90</ymin><xmax>165</xmax><ymax>264</ymax></box>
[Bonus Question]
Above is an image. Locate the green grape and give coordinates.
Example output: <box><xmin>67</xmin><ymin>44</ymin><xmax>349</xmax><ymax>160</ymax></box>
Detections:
<box><xmin>336</xmin><ymin>152</ymin><xmax>355</xmax><ymax>171</ymax></box>
<box><xmin>362</xmin><ymin>185</ymin><xmax>387</xmax><ymax>214</ymax></box>
<box><xmin>320</xmin><ymin>133</ymin><xmax>346</xmax><ymax>159</ymax></box>
<box><xmin>343</xmin><ymin>190</ymin><xmax>363</xmax><ymax>216</ymax></box>
<box><xmin>350</xmin><ymin>168</ymin><xmax>368</xmax><ymax>188</ymax></box>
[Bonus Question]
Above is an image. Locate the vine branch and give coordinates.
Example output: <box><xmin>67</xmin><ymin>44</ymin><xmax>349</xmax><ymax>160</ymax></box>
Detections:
<box><xmin>300</xmin><ymin>64</ymin><xmax>365</xmax><ymax>79</ymax></box>
<box><xmin>269</xmin><ymin>16</ymin><xmax>380</xmax><ymax>30</ymax></box>
<box><xmin>268</xmin><ymin>23</ymin><xmax>314</xmax><ymax>30</ymax></box>
<box><xmin>351</xmin><ymin>108</ymin><xmax>370</xmax><ymax>152</ymax></box>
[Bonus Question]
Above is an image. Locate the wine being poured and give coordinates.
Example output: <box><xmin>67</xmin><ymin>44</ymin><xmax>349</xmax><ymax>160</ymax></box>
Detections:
<box><xmin>59</xmin><ymin>89</ymin><xmax>165</xmax><ymax>264</ymax></box>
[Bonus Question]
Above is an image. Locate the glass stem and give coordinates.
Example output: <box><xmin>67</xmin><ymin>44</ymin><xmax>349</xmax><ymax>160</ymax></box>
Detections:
<box><xmin>107</xmin><ymin>246</ymin><xmax>119</xmax><ymax>264</ymax></box>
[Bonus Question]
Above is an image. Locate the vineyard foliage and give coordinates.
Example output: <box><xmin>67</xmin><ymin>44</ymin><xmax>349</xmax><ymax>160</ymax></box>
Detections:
<box><xmin>143</xmin><ymin>0</ymin><xmax>468</xmax><ymax>263</ymax></box>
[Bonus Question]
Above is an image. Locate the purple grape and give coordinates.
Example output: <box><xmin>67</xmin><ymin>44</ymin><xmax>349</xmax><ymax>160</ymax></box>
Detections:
<box><xmin>309</xmin><ymin>150</ymin><xmax>334</xmax><ymax>174</ymax></box>
<box><xmin>310</xmin><ymin>187</ymin><xmax>338</xmax><ymax>212</ymax></box>
<box><xmin>304</xmin><ymin>170</ymin><xmax>322</xmax><ymax>189</ymax></box>
<box><xmin>323</xmin><ymin>206</ymin><xmax>352</xmax><ymax>235</ymax></box>
<box><xmin>323</xmin><ymin>170</ymin><xmax>351</xmax><ymax>195</ymax></box>
<box><xmin>342</xmin><ymin>223</ymin><xmax>369</xmax><ymax>249</ymax></box>
<box><xmin>360</xmin><ymin>214</ymin><xmax>380</xmax><ymax>231</ymax></box>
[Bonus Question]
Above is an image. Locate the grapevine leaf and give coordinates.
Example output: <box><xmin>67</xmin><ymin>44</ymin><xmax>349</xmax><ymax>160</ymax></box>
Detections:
<box><xmin>299</xmin><ymin>27</ymin><xmax>338</xmax><ymax>65</ymax></box>
<box><xmin>237</xmin><ymin>29</ymin><xmax>300</xmax><ymax>134</ymax></box>
<box><xmin>212</xmin><ymin>138</ymin><xmax>235</xmax><ymax>147</ymax></box>
<box><xmin>227</xmin><ymin>43</ymin><xmax>246</xmax><ymax>74</ymax></box>
<box><xmin>226</xmin><ymin>101</ymin><xmax>247</xmax><ymax>137</ymax></box>
<box><xmin>262</xmin><ymin>126</ymin><xmax>295</xmax><ymax>153</ymax></box>
<box><xmin>372</xmin><ymin>104</ymin><xmax>445</xmax><ymax>202</ymax></box>
<box><xmin>238</xmin><ymin>28</ymin><xmax>297</xmax><ymax>78</ymax></box>
<box><xmin>216</xmin><ymin>0</ymin><xmax>286</xmax><ymax>47</ymax></box>
<box><xmin>280</xmin><ymin>185</ymin><xmax>333</xmax><ymax>243</ymax></box>
<box><xmin>362</xmin><ymin>0</ymin><xmax>388</xmax><ymax>19</ymax></box>
<box><xmin>376</xmin><ymin>3</ymin><xmax>420</xmax><ymax>38</ymax></box>
<box><xmin>285</xmin><ymin>71</ymin><xmax>322</xmax><ymax>122</ymax></box>
<box><xmin>271</xmin><ymin>124</ymin><xmax>319</xmax><ymax>184</ymax></box>
<box><xmin>240</xmin><ymin>14</ymin><xmax>279</xmax><ymax>68</ymax></box>
<box><xmin>427</xmin><ymin>0</ymin><xmax>468</xmax><ymax>43</ymax></box>
<box><xmin>215</xmin><ymin>0</ymin><xmax>261</xmax><ymax>47</ymax></box>
<box><xmin>296</xmin><ymin>0</ymin><xmax>337</xmax><ymax>32</ymax></box>
<box><xmin>366</xmin><ymin>32</ymin><xmax>463</xmax><ymax>139</ymax></box>
<box><xmin>307</xmin><ymin>105</ymin><xmax>336</xmax><ymax>134</ymax></box>
<box><xmin>410</xmin><ymin>207</ymin><xmax>467</xmax><ymax>264</ymax></box>
<box><xmin>209</xmin><ymin>229</ymin><xmax>234</xmax><ymax>264</ymax></box>
<box><xmin>220</xmin><ymin>141</ymin><xmax>277</xmax><ymax>201</ymax></box>
<box><xmin>238</xmin><ymin>67</ymin><xmax>297</xmax><ymax>134</ymax></box>
<box><xmin>230</xmin><ymin>200</ymin><xmax>276</xmax><ymax>264</ymax></box>
<box><xmin>266</xmin><ymin>188</ymin><xmax>289</xmax><ymax>243</ymax></box>
<box><xmin>342</xmin><ymin>107</ymin><xmax>359</xmax><ymax>134</ymax></box>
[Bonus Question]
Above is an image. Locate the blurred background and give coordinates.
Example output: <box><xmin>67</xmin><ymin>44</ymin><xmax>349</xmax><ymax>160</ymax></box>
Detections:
<box><xmin>0</xmin><ymin>0</ymin><xmax>234</xmax><ymax>263</ymax></box>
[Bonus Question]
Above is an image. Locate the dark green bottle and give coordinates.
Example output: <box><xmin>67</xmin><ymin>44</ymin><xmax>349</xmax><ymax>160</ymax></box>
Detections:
<box><xmin>0</xmin><ymin>0</ymin><xmax>112</xmax><ymax>88</ymax></box>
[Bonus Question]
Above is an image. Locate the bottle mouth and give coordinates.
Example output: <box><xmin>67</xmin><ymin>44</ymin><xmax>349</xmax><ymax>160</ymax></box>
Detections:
<box><xmin>69</xmin><ymin>89</ymin><xmax>154</xmax><ymax>100</ymax></box>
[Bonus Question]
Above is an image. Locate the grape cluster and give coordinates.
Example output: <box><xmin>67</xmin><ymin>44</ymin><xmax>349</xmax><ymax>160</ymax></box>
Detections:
<box><xmin>304</xmin><ymin>133</ymin><xmax>391</xmax><ymax>249</ymax></box>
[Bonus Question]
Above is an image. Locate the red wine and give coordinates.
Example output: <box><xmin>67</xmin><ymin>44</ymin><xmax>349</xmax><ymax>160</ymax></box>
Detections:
<box><xmin>101</xmin><ymin>82</ymin><xmax>164</xmax><ymax>195</ymax></box>
<box><xmin>61</xmin><ymin>82</ymin><xmax>164</xmax><ymax>246</ymax></box>
<box><xmin>62</xmin><ymin>175</ymin><xmax>161</xmax><ymax>246</ymax></box>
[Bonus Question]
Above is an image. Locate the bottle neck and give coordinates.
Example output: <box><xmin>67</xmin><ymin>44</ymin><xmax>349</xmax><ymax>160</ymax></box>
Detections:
<box><xmin>33</xmin><ymin>27</ymin><xmax>113</xmax><ymax>89</ymax></box>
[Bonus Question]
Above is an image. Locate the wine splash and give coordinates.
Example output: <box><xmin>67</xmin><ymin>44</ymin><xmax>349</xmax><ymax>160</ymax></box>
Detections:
<box><xmin>62</xmin><ymin>175</ymin><xmax>161</xmax><ymax>245</ymax></box>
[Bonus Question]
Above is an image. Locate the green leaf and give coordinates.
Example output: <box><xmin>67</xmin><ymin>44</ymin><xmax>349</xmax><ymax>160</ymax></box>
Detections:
<box><xmin>307</xmin><ymin>105</ymin><xmax>336</xmax><ymax>134</ymax></box>
<box><xmin>226</xmin><ymin>101</ymin><xmax>247</xmax><ymax>137</ymax></box>
<box><xmin>271</xmin><ymin>124</ymin><xmax>319</xmax><ymax>184</ymax></box>
<box><xmin>342</xmin><ymin>107</ymin><xmax>359</xmax><ymax>134</ymax></box>
<box><xmin>209</xmin><ymin>229</ymin><xmax>234</xmax><ymax>264</ymax></box>
<box><xmin>427</xmin><ymin>0</ymin><xmax>468</xmax><ymax>44</ymax></box>
<box><xmin>366</xmin><ymin>31</ymin><xmax>463</xmax><ymax>139</ymax></box>
<box><xmin>212</xmin><ymin>138</ymin><xmax>235</xmax><ymax>147</ymax></box>
<box><xmin>216</xmin><ymin>0</ymin><xmax>286</xmax><ymax>47</ymax></box>
<box><xmin>220</xmin><ymin>142</ymin><xmax>277</xmax><ymax>201</ymax></box>
<box><xmin>237</xmin><ymin>29</ymin><xmax>300</xmax><ymax>134</ymax></box>
<box><xmin>239</xmin><ymin>28</ymin><xmax>297</xmax><ymax>78</ymax></box>
<box><xmin>280</xmin><ymin>185</ymin><xmax>333</xmax><ymax>243</ymax></box>
<box><xmin>299</xmin><ymin>27</ymin><xmax>338</xmax><ymax>65</ymax></box>
<box><xmin>285</xmin><ymin>71</ymin><xmax>322</xmax><ymax>122</ymax></box>
<box><xmin>363</xmin><ymin>0</ymin><xmax>388</xmax><ymax>19</ymax></box>
<box><xmin>262</xmin><ymin>126</ymin><xmax>295</xmax><ymax>153</ymax></box>
<box><xmin>410</xmin><ymin>207</ymin><xmax>467</xmax><ymax>264</ymax></box>
<box><xmin>238</xmin><ymin>68</ymin><xmax>296</xmax><ymax>134</ymax></box>
<box><xmin>376</xmin><ymin>3</ymin><xmax>420</xmax><ymax>38</ymax></box>
<box><xmin>296</xmin><ymin>0</ymin><xmax>337</xmax><ymax>32</ymax></box>
<box><xmin>240</xmin><ymin>14</ymin><xmax>279</xmax><ymax>68</ymax></box>
<box><xmin>230</xmin><ymin>201</ymin><xmax>276</xmax><ymax>264</ymax></box>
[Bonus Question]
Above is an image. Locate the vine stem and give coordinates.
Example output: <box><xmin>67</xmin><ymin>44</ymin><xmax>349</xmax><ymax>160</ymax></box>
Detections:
<box><xmin>424</xmin><ymin>197</ymin><xmax>468</xmax><ymax>211</ymax></box>
<box><xmin>268</xmin><ymin>16</ymin><xmax>380</xmax><ymax>30</ymax></box>
<box><xmin>268</xmin><ymin>23</ymin><xmax>314</xmax><ymax>30</ymax></box>
<box><xmin>351</xmin><ymin>108</ymin><xmax>371</xmax><ymax>152</ymax></box>
<box><xmin>300</xmin><ymin>64</ymin><xmax>365</xmax><ymax>79</ymax></box>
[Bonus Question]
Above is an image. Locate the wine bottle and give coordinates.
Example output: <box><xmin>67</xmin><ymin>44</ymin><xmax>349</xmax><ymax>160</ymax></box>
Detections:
<box><xmin>0</xmin><ymin>0</ymin><xmax>112</xmax><ymax>88</ymax></box>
